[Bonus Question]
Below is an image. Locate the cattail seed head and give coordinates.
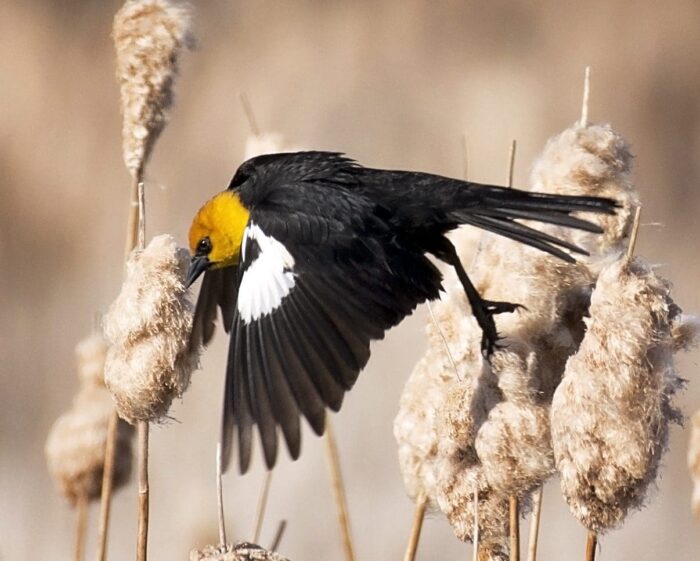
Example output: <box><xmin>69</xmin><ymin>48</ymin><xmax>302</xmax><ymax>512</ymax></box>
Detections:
<box><xmin>190</xmin><ymin>543</ymin><xmax>290</xmax><ymax>561</ymax></box>
<box><xmin>75</xmin><ymin>332</ymin><xmax>110</xmax><ymax>387</ymax></box>
<box><xmin>104</xmin><ymin>234</ymin><xmax>199</xmax><ymax>423</ymax></box>
<box><xmin>530</xmin><ymin>123</ymin><xmax>639</xmax><ymax>265</ymax></box>
<box><xmin>113</xmin><ymin>0</ymin><xmax>193</xmax><ymax>177</ymax></box>
<box><xmin>46</xmin><ymin>335</ymin><xmax>133</xmax><ymax>504</ymax></box>
<box><xmin>433</xmin><ymin>377</ymin><xmax>510</xmax><ymax>550</ymax></box>
<box><xmin>551</xmin><ymin>257</ymin><xmax>692</xmax><ymax>532</ymax></box>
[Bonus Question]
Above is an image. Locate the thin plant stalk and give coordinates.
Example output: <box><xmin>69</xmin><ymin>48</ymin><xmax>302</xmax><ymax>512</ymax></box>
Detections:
<box><xmin>216</xmin><ymin>441</ymin><xmax>227</xmax><ymax>546</ymax></box>
<box><xmin>580</xmin><ymin>66</ymin><xmax>591</xmax><ymax>127</ymax></box>
<box><xmin>269</xmin><ymin>520</ymin><xmax>287</xmax><ymax>552</ymax></box>
<box><xmin>253</xmin><ymin>471</ymin><xmax>274</xmax><ymax>543</ymax></box>
<box><xmin>509</xmin><ymin>495</ymin><xmax>520</xmax><ymax>561</ymax></box>
<box><xmin>472</xmin><ymin>484</ymin><xmax>479</xmax><ymax>561</ymax></box>
<box><xmin>584</xmin><ymin>531</ymin><xmax>597</xmax><ymax>561</ymax></box>
<box><xmin>626</xmin><ymin>207</ymin><xmax>642</xmax><ymax>260</ymax></box>
<box><xmin>136</xmin><ymin>421</ymin><xmax>149</xmax><ymax>561</ymax></box>
<box><xmin>403</xmin><ymin>494</ymin><xmax>427</xmax><ymax>561</ymax></box>
<box><xmin>506</xmin><ymin>140</ymin><xmax>519</xmax><ymax>561</ymax></box>
<box><xmin>95</xmin><ymin>408</ymin><xmax>119</xmax><ymax>561</ymax></box>
<box><xmin>526</xmin><ymin>487</ymin><xmax>543</xmax><ymax>561</ymax></box>
<box><xmin>75</xmin><ymin>494</ymin><xmax>89</xmax><ymax>561</ymax></box>
<box><xmin>95</xmin><ymin>173</ymin><xmax>142</xmax><ymax>561</ymax></box>
<box><xmin>323</xmin><ymin>419</ymin><xmax>356</xmax><ymax>561</ymax></box>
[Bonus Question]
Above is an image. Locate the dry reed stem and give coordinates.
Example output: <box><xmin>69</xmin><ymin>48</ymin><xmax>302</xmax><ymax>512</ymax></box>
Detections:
<box><xmin>191</xmin><ymin>543</ymin><xmax>290</xmax><ymax>561</ymax></box>
<box><xmin>253</xmin><ymin>471</ymin><xmax>273</xmax><ymax>543</ymax></box>
<box><xmin>75</xmin><ymin>494</ymin><xmax>88</xmax><ymax>561</ymax></box>
<box><xmin>580</xmin><ymin>67</ymin><xmax>591</xmax><ymax>127</ymax></box>
<box><xmin>96</xmin><ymin>411</ymin><xmax>119</xmax><ymax>561</ymax></box>
<box><xmin>584</xmin><ymin>531</ymin><xmax>597</xmax><ymax>561</ymax></box>
<box><xmin>506</xmin><ymin>142</ymin><xmax>519</xmax><ymax>561</ymax></box>
<box><xmin>526</xmin><ymin>487</ymin><xmax>543</xmax><ymax>561</ymax></box>
<box><xmin>217</xmin><ymin>441</ymin><xmax>227</xmax><ymax>546</ymax></box>
<box><xmin>403</xmin><ymin>494</ymin><xmax>427</xmax><ymax>561</ymax></box>
<box><xmin>688</xmin><ymin>412</ymin><xmax>700</xmax><ymax>516</ymax></box>
<box><xmin>137</xmin><ymin>421</ymin><xmax>149</xmax><ymax>561</ymax></box>
<box><xmin>269</xmin><ymin>520</ymin><xmax>287</xmax><ymax>552</ymax></box>
<box><xmin>509</xmin><ymin>496</ymin><xmax>520</xmax><ymax>561</ymax></box>
<box><xmin>323</xmin><ymin>420</ymin><xmax>356</xmax><ymax>561</ymax></box>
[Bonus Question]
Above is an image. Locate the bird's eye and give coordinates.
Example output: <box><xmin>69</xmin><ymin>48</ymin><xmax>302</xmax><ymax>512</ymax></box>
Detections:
<box><xmin>196</xmin><ymin>237</ymin><xmax>212</xmax><ymax>255</ymax></box>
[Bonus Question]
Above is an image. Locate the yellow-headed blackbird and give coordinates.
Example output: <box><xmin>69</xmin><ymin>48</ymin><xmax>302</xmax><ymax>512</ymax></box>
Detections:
<box><xmin>186</xmin><ymin>151</ymin><xmax>616</xmax><ymax>473</ymax></box>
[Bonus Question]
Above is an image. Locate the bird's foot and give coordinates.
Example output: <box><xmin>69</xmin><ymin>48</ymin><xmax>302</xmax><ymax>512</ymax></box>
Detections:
<box><xmin>472</xmin><ymin>299</ymin><xmax>523</xmax><ymax>357</ymax></box>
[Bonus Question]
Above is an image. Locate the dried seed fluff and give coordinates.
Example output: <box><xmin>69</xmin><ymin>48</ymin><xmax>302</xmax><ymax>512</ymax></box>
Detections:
<box><xmin>113</xmin><ymin>0</ymin><xmax>194</xmax><ymax>176</ymax></box>
<box><xmin>190</xmin><ymin>543</ymin><xmax>290</xmax><ymax>561</ymax></box>
<box><xmin>45</xmin><ymin>334</ymin><xmax>133</xmax><ymax>504</ymax></box>
<box><xmin>530</xmin><ymin>123</ymin><xmax>639</xmax><ymax>268</ymax></box>
<box><xmin>551</xmin><ymin>257</ymin><xmax>694</xmax><ymax>532</ymax></box>
<box><xmin>104</xmin><ymin>234</ymin><xmax>199</xmax><ymax>423</ymax></box>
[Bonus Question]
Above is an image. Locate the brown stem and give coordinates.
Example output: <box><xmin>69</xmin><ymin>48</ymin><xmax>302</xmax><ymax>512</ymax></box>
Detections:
<box><xmin>323</xmin><ymin>419</ymin><xmax>356</xmax><ymax>561</ymax></box>
<box><xmin>136</xmin><ymin>421</ymin><xmax>149</xmax><ymax>561</ymax></box>
<box><xmin>75</xmin><ymin>494</ymin><xmax>89</xmax><ymax>561</ymax></box>
<box><xmin>252</xmin><ymin>471</ymin><xmax>273</xmax><ymax>543</ymax></box>
<box><xmin>125</xmin><ymin>174</ymin><xmax>141</xmax><ymax>260</ymax></box>
<box><xmin>472</xmin><ymin>484</ymin><xmax>479</xmax><ymax>561</ymax></box>
<box><xmin>269</xmin><ymin>520</ymin><xmax>287</xmax><ymax>552</ymax></box>
<box><xmin>403</xmin><ymin>495</ymin><xmax>427</xmax><ymax>561</ymax></box>
<box><xmin>585</xmin><ymin>531</ymin><xmax>597</xmax><ymax>561</ymax></box>
<box><xmin>509</xmin><ymin>495</ymin><xmax>520</xmax><ymax>561</ymax></box>
<box><xmin>95</xmin><ymin>411</ymin><xmax>118</xmax><ymax>561</ymax></box>
<box><xmin>526</xmin><ymin>487</ymin><xmax>543</xmax><ymax>561</ymax></box>
<box><xmin>626</xmin><ymin>206</ymin><xmax>642</xmax><ymax>260</ymax></box>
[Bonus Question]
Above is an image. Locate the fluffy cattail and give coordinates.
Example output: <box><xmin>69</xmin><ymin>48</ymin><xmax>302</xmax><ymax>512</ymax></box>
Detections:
<box><xmin>46</xmin><ymin>334</ymin><xmax>133</xmax><ymax>504</ymax></box>
<box><xmin>434</xmin><ymin>377</ymin><xmax>510</xmax><ymax>556</ymax></box>
<box><xmin>530</xmin><ymin>123</ymin><xmax>639</xmax><ymax>266</ymax></box>
<box><xmin>551</xmin><ymin>257</ymin><xmax>695</xmax><ymax>532</ymax></box>
<box><xmin>689</xmin><ymin>411</ymin><xmax>700</xmax><ymax>517</ymax></box>
<box><xmin>104</xmin><ymin>234</ymin><xmax>199</xmax><ymax>423</ymax></box>
<box><xmin>113</xmin><ymin>0</ymin><xmax>193</xmax><ymax>177</ymax></box>
<box><xmin>393</xmin><ymin>256</ymin><xmax>483</xmax><ymax>507</ymax></box>
<box><xmin>190</xmin><ymin>543</ymin><xmax>290</xmax><ymax>561</ymax></box>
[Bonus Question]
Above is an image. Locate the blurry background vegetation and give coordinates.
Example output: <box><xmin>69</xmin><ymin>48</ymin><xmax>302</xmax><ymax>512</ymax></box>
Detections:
<box><xmin>1</xmin><ymin>1</ymin><xmax>698</xmax><ymax>559</ymax></box>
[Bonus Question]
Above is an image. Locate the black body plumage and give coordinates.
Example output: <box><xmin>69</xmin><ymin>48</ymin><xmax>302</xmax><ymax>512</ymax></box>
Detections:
<box><xmin>190</xmin><ymin>151</ymin><xmax>617</xmax><ymax>473</ymax></box>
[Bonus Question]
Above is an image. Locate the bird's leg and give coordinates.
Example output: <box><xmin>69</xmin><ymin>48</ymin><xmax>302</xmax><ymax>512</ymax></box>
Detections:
<box><xmin>440</xmin><ymin>241</ymin><xmax>521</xmax><ymax>356</ymax></box>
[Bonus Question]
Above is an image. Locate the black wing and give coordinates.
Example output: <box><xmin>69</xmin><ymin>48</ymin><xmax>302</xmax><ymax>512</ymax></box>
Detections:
<box><xmin>189</xmin><ymin>265</ymin><xmax>238</xmax><ymax>352</ymax></box>
<box><xmin>222</xmin><ymin>177</ymin><xmax>442</xmax><ymax>473</ymax></box>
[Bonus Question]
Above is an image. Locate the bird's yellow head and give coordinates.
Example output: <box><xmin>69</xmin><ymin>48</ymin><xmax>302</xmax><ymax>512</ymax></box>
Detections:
<box><xmin>185</xmin><ymin>191</ymin><xmax>250</xmax><ymax>286</ymax></box>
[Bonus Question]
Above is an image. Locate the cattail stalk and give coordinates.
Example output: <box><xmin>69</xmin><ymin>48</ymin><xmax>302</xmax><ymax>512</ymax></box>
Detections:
<box><xmin>107</xmin><ymin>3</ymin><xmax>193</xmax><ymax>558</ymax></box>
<box><xmin>75</xmin><ymin>494</ymin><xmax>89</xmax><ymax>561</ymax></box>
<box><xmin>324</xmin><ymin>420</ymin><xmax>356</xmax><ymax>561</ymax></box>
<box><xmin>505</xmin><ymin>142</ymin><xmax>520</xmax><ymax>561</ymax></box>
<box><xmin>526</xmin><ymin>487</ymin><xmax>543</xmax><ymax>561</ymax></box>
<box><xmin>136</xmin><ymin>421</ymin><xmax>149</xmax><ymax>561</ymax></box>
<box><xmin>269</xmin><ymin>520</ymin><xmax>288</xmax><ymax>552</ymax></box>
<box><xmin>216</xmin><ymin>442</ymin><xmax>227</xmax><ymax>545</ymax></box>
<box><xmin>403</xmin><ymin>494</ymin><xmax>427</xmax><ymax>561</ymax></box>
<box><xmin>96</xmin><ymin>411</ymin><xmax>119</xmax><ymax>561</ymax></box>
<box><xmin>584</xmin><ymin>531</ymin><xmax>597</xmax><ymax>561</ymax></box>
<box><xmin>253</xmin><ymin>471</ymin><xmax>274</xmax><ymax>543</ymax></box>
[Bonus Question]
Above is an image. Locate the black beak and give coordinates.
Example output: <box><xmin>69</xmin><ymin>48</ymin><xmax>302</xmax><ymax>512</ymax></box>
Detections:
<box><xmin>185</xmin><ymin>255</ymin><xmax>212</xmax><ymax>288</ymax></box>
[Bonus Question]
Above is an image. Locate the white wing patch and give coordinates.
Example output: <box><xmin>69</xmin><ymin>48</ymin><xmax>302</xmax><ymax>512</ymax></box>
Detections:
<box><xmin>238</xmin><ymin>223</ymin><xmax>296</xmax><ymax>323</ymax></box>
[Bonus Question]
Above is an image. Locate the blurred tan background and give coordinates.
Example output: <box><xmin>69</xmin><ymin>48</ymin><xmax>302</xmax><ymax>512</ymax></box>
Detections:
<box><xmin>1</xmin><ymin>1</ymin><xmax>699</xmax><ymax>559</ymax></box>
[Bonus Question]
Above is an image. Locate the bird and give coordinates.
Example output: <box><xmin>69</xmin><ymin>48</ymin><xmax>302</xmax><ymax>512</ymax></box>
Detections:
<box><xmin>186</xmin><ymin>151</ymin><xmax>617</xmax><ymax>474</ymax></box>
